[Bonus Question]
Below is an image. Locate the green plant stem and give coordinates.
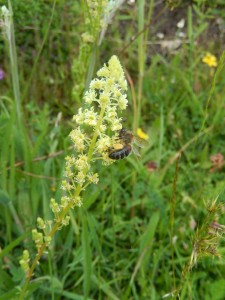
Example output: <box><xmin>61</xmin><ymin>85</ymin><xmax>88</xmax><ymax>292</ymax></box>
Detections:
<box><xmin>136</xmin><ymin>0</ymin><xmax>154</xmax><ymax>129</ymax></box>
<box><xmin>87</xmin><ymin>104</ymin><xmax>106</xmax><ymax>161</ymax></box>
<box><xmin>199</xmin><ymin>49</ymin><xmax>225</xmax><ymax>134</ymax></box>
<box><xmin>170</xmin><ymin>156</ymin><xmax>180</xmax><ymax>291</ymax></box>
<box><xmin>188</xmin><ymin>6</ymin><xmax>194</xmax><ymax>88</ymax></box>
<box><xmin>7</xmin><ymin>0</ymin><xmax>21</xmax><ymax>124</ymax></box>
<box><xmin>22</xmin><ymin>0</ymin><xmax>56</xmax><ymax>103</ymax></box>
<box><xmin>136</xmin><ymin>0</ymin><xmax>145</xmax><ymax>130</ymax></box>
<box><xmin>19</xmin><ymin>104</ymin><xmax>106</xmax><ymax>300</ymax></box>
<box><xmin>5</xmin><ymin>1</ymin><xmax>32</xmax><ymax>175</ymax></box>
<box><xmin>85</xmin><ymin>43</ymin><xmax>97</xmax><ymax>94</ymax></box>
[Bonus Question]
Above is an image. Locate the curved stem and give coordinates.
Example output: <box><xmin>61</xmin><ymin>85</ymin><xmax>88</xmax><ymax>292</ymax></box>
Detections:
<box><xmin>19</xmin><ymin>104</ymin><xmax>106</xmax><ymax>300</ymax></box>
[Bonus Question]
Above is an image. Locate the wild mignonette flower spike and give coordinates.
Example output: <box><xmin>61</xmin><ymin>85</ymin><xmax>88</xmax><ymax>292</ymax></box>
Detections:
<box><xmin>19</xmin><ymin>55</ymin><xmax>128</xmax><ymax>299</ymax></box>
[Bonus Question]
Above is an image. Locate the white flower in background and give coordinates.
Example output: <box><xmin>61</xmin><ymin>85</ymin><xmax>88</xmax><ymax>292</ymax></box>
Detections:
<box><xmin>177</xmin><ymin>18</ymin><xmax>185</xmax><ymax>29</ymax></box>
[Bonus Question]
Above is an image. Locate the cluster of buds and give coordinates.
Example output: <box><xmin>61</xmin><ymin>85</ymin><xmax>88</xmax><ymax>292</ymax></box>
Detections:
<box><xmin>19</xmin><ymin>250</ymin><xmax>30</xmax><ymax>275</ymax></box>
<box><xmin>84</xmin><ymin>0</ymin><xmax>108</xmax><ymax>36</ymax></box>
<box><xmin>20</xmin><ymin>56</ymin><xmax>128</xmax><ymax>274</ymax></box>
<box><xmin>72</xmin><ymin>0</ymin><xmax>109</xmax><ymax>101</ymax></box>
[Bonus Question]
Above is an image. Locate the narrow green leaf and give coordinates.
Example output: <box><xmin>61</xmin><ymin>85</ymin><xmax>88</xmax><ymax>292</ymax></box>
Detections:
<box><xmin>0</xmin><ymin>230</ymin><xmax>30</xmax><ymax>259</ymax></box>
<box><xmin>82</xmin><ymin>211</ymin><xmax>92</xmax><ymax>299</ymax></box>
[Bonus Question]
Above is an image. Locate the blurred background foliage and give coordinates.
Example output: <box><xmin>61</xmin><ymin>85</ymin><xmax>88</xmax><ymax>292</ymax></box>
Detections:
<box><xmin>0</xmin><ymin>0</ymin><xmax>225</xmax><ymax>299</ymax></box>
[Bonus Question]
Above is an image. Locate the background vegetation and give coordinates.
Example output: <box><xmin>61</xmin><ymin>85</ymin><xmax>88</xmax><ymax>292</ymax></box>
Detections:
<box><xmin>0</xmin><ymin>0</ymin><xmax>225</xmax><ymax>299</ymax></box>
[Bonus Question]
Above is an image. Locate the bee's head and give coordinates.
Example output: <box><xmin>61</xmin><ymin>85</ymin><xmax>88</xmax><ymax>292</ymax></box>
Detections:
<box><xmin>119</xmin><ymin>128</ymin><xmax>127</xmax><ymax>135</ymax></box>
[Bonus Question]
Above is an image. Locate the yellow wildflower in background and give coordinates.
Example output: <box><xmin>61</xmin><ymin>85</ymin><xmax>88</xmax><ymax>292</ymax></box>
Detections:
<box><xmin>137</xmin><ymin>128</ymin><xmax>149</xmax><ymax>140</ymax></box>
<box><xmin>202</xmin><ymin>52</ymin><xmax>218</xmax><ymax>67</ymax></box>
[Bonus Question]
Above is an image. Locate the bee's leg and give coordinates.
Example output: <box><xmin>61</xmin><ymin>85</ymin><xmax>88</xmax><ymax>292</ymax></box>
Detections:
<box><xmin>114</xmin><ymin>137</ymin><xmax>122</xmax><ymax>142</ymax></box>
<box><xmin>107</xmin><ymin>146</ymin><xmax>114</xmax><ymax>153</ymax></box>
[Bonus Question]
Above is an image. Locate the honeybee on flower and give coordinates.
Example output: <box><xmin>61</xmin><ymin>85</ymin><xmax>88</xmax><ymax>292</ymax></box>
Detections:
<box><xmin>108</xmin><ymin>127</ymin><xmax>148</xmax><ymax>160</ymax></box>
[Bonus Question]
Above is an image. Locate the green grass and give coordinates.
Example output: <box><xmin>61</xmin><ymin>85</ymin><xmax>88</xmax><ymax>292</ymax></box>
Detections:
<box><xmin>1</xmin><ymin>0</ymin><xmax>225</xmax><ymax>299</ymax></box>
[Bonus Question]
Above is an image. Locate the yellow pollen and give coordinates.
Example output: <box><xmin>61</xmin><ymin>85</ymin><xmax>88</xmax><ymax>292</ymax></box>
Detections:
<box><xmin>113</xmin><ymin>143</ymin><xmax>124</xmax><ymax>150</ymax></box>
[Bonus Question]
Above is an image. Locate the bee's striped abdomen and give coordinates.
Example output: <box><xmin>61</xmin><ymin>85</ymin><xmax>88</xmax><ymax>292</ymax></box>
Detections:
<box><xmin>109</xmin><ymin>145</ymin><xmax>132</xmax><ymax>160</ymax></box>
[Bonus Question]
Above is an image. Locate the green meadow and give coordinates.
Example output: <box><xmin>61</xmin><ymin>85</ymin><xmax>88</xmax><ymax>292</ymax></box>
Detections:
<box><xmin>0</xmin><ymin>1</ymin><xmax>225</xmax><ymax>299</ymax></box>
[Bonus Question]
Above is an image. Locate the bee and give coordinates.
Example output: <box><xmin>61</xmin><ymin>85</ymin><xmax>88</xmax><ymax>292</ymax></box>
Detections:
<box><xmin>108</xmin><ymin>128</ymin><xmax>148</xmax><ymax>160</ymax></box>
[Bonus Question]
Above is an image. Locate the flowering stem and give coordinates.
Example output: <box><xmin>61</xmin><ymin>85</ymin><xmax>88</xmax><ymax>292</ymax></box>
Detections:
<box><xmin>19</xmin><ymin>105</ymin><xmax>106</xmax><ymax>300</ymax></box>
<box><xmin>18</xmin><ymin>198</ymin><xmax>78</xmax><ymax>299</ymax></box>
<box><xmin>87</xmin><ymin>104</ymin><xmax>106</xmax><ymax>162</ymax></box>
<box><xmin>19</xmin><ymin>55</ymin><xmax>127</xmax><ymax>299</ymax></box>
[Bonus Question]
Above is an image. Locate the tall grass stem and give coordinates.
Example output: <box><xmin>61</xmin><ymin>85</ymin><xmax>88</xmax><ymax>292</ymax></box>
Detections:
<box><xmin>7</xmin><ymin>0</ymin><xmax>21</xmax><ymax>124</ymax></box>
<box><xmin>170</xmin><ymin>156</ymin><xmax>180</xmax><ymax>291</ymax></box>
<box><xmin>22</xmin><ymin>0</ymin><xmax>56</xmax><ymax>103</ymax></box>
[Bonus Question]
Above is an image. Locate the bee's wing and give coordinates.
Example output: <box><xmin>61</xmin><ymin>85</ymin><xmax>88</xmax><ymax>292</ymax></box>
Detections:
<box><xmin>131</xmin><ymin>144</ymin><xmax>141</xmax><ymax>157</ymax></box>
<box><xmin>133</xmin><ymin>136</ymin><xmax>149</xmax><ymax>148</ymax></box>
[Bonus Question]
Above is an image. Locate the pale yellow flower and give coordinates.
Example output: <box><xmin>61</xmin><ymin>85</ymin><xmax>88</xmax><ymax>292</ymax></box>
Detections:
<box><xmin>60</xmin><ymin>196</ymin><xmax>69</xmax><ymax>208</ymax></box>
<box><xmin>137</xmin><ymin>128</ymin><xmax>149</xmax><ymax>140</ymax></box>
<box><xmin>81</xmin><ymin>32</ymin><xmax>94</xmax><ymax>43</ymax></box>
<box><xmin>61</xmin><ymin>216</ymin><xmax>70</xmax><ymax>226</ymax></box>
<box><xmin>202</xmin><ymin>52</ymin><xmax>218</xmax><ymax>67</ymax></box>
<box><xmin>72</xmin><ymin>196</ymin><xmax>82</xmax><ymax>207</ymax></box>
<box><xmin>96</xmin><ymin>136</ymin><xmax>112</xmax><ymax>153</ymax></box>
<box><xmin>76</xmin><ymin>155</ymin><xmax>89</xmax><ymax>171</ymax></box>
<box><xmin>76</xmin><ymin>171</ymin><xmax>86</xmax><ymax>185</ymax></box>
<box><xmin>69</xmin><ymin>127</ymin><xmax>86</xmax><ymax>152</ymax></box>
<box><xmin>87</xmin><ymin>172</ymin><xmax>99</xmax><ymax>184</ymax></box>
